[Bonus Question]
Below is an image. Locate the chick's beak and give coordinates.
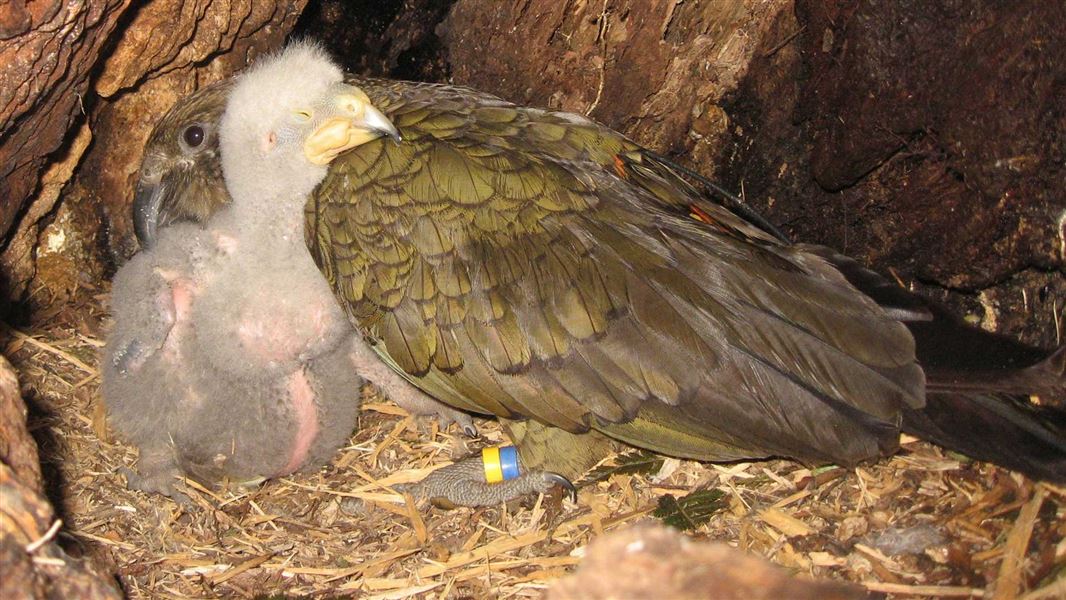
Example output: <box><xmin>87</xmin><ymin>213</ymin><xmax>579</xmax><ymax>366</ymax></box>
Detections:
<box><xmin>304</xmin><ymin>90</ymin><xmax>401</xmax><ymax>165</ymax></box>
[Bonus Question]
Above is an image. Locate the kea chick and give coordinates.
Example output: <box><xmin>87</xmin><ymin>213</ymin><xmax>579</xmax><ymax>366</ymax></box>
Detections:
<box><xmin>103</xmin><ymin>220</ymin><xmax>365</xmax><ymax>498</ymax></box>
<box><xmin>102</xmin><ymin>43</ymin><xmax>402</xmax><ymax>499</ymax></box>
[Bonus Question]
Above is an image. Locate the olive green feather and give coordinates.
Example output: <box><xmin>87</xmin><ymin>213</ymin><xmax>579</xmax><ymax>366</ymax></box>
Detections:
<box><xmin>149</xmin><ymin>75</ymin><xmax>927</xmax><ymax>468</ymax></box>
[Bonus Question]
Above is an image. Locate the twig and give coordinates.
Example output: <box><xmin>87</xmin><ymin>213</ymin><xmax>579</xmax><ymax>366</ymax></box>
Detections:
<box><xmin>763</xmin><ymin>26</ymin><xmax>806</xmax><ymax>58</ymax></box>
<box><xmin>370</xmin><ymin>416</ymin><xmax>413</xmax><ymax>467</ymax></box>
<box><xmin>992</xmin><ymin>486</ymin><xmax>1047</xmax><ymax>600</ymax></box>
<box><xmin>0</xmin><ymin>321</ymin><xmax>96</xmax><ymax>374</ymax></box>
<box><xmin>586</xmin><ymin>0</ymin><xmax>611</xmax><ymax>115</ymax></box>
<box><xmin>863</xmin><ymin>582</ymin><xmax>985</xmax><ymax>597</ymax></box>
<box><xmin>207</xmin><ymin>554</ymin><xmax>274</xmax><ymax>584</ymax></box>
<box><xmin>25</xmin><ymin>519</ymin><xmax>62</xmax><ymax>553</ymax></box>
<box><xmin>1019</xmin><ymin>577</ymin><xmax>1066</xmax><ymax>600</ymax></box>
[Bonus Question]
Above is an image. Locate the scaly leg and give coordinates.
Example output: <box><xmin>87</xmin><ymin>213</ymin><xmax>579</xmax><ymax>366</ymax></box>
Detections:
<box><xmin>403</xmin><ymin>421</ymin><xmax>618</xmax><ymax>508</ymax></box>
<box><xmin>402</xmin><ymin>453</ymin><xmax>575</xmax><ymax>508</ymax></box>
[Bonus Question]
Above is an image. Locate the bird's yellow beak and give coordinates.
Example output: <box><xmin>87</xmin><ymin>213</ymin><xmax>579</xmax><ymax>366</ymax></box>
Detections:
<box><xmin>304</xmin><ymin>90</ymin><xmax>401</xmax><ymax>165</ymax></box>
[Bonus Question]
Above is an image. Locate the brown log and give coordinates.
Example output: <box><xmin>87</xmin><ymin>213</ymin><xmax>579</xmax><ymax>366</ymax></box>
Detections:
<box><xmin>82</xmin><ymin>0</ymin><xmax>310</xmax><ymax>265</ymax></box>
<box><xmin>0</xmin><ymin>356</ymin><xmax>42</xmax><ymax>493</ymax></box>
<box><xmin>719</xmin><ymin>0</ymin><xmax>1066</xmax><ymax>347</ymax></box>
<box><xmin>0</xmin><ymin>0</ymin><xmax>129</xmax><ymax>239</ymax></box>
<box><xmin>4</xmin><ymin>0</ymin><xmax>1062</xmax><ymax>346</ymax></box>
<box><xmin>0</xmin><ymin>357</ymin><xmax>121</xmax><ymax>599</ymax></box>
<box><xmin>436</xmin><ymin>0</ymin><xmax>1064</xmax><ymax>348</ymax></box>
<box><xmin>440</xmin><ymin>0</ymin><xmax>791</xmax><ymax>166</ymax></box>
<box><xmin>0</xmin><ymin>0</ymin><xmax>130</xmax><ymax>309</ymax></box>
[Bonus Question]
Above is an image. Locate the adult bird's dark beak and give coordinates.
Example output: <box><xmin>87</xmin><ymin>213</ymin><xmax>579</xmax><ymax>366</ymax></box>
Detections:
<box><xmin>133</xmin><ymin>175</ymin><xmax>165</xmax><ymax>249</ymax></box>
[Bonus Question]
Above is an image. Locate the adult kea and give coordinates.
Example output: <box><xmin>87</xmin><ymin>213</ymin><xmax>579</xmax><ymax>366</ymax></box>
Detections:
<box><xmin>130</xmin><ymin>58</ymin><xmax>1066</xmax><ymax>506</ymax></box>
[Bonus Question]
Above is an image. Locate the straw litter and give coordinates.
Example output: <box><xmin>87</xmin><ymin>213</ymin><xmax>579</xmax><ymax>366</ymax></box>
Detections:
<box><xmin>3</xmin><ymin>293</ymin><xmax>1063</xmax><ymax>598</ymax></box>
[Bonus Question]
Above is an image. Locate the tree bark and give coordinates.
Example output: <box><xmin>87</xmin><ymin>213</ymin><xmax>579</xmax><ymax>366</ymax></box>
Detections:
<box><xmin>0</xmin><ymin>357</ymin><xmax>122</xmax><ymax>599</ymax></box>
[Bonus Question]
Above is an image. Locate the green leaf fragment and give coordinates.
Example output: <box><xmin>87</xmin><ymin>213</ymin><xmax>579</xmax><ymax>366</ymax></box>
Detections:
<box><xmin>578</xmin><ymin>449</ymin><xmax>664</xmax><ymax>487</ymax></box>
<box><xmin>653</xmin><ymin>488</ymin><xmax>728</xmax><ymax>531</ymax></box>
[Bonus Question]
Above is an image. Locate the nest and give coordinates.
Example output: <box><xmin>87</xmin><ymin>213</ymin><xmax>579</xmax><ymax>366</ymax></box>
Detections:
<box><xmin>4</xmin><ymin>292</ymin><xmax>1064</xmax><ymax>599</ymax></box>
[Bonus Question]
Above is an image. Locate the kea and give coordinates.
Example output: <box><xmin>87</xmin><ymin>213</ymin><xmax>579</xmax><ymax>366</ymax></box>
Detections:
<box><xmin>103</xmin><ymin>43</ymin><xmax>471</xmax><ymax>501</ymax></box>
<box><xmin>130</xmin><ymin>61</ymin><xmax>1066</xmax><ymax>506</ymax></box>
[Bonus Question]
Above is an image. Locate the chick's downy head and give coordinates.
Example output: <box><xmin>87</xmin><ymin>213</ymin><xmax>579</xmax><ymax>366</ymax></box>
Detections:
<box><xmin>219</xmin><ymin>42</ymin><xmax>399</xmax><ymax>208</ymax></box>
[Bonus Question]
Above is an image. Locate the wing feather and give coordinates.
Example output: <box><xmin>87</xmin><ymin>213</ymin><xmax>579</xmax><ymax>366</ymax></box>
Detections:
<box><xmin>307</xmin><ymin>77</ymin><xmax>924</xmax><ymax>465</ymax></box>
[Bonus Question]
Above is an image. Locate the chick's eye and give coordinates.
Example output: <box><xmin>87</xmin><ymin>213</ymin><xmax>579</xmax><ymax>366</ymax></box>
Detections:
<box><xmin>294</xmin><ymin>110</ymin><xmax>312</xmax><ymax>122</ymax></box>
<box><xmin>182</xmin><ymin>125</ymin><xmax>205</xmax><ymax>148</ymax></box>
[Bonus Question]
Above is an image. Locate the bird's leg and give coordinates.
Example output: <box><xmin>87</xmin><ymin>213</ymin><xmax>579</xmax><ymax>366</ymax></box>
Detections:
<box><xmin>400</xmin><ymin>451</ymin><xmax>575</xmax><ymax>508</ymax></box>
<box><xmin>348</xmin><ymin>339</ymin><xmax>477</xmax><ymax>436</ymax></box>
<box><xmin>385</xmin><ymin>382</ymin><xmax>478</xmax><ymax>436</ymax></box>
<box><xmin>504</xmin><ymin>419</ymin><xmax>625</xmax><ymax>480</ymax></box>
<box><xmin>402</xmin><ymin>423</ymin><xmax>622</xmax><ymax>508</ymax></box>
<box><xmin>120</xmin><ymin>443</ymin><xmax>193</xmax><ymax>505</ymax></box>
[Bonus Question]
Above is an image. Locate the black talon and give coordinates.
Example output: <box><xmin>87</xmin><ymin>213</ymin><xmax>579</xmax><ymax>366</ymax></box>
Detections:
<box><xmin>544</xmin><ymin>472</ymin><xmax>577</xmax><ymax>501</ymax></box>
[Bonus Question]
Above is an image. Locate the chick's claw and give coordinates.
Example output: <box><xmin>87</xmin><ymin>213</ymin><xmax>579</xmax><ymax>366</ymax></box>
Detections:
<box><xmin>119</xmin><ymin>465</ymin><xmax>193</xmax><ymax>507</ymax></box>
<box><xmin>436</xmin><ymin>407</ymin><xmax>477</xmax><ymax>438</ymax></box>
<box><xmin>347</xmin><ymin>340</ymin><xmax>478</xmax><ymax>437</ymax></box>
<box><xmin>111</xmin><ymin>339</ymin><xmax>152</xmax><ymax>376</ymax></box>
<box><xmin>117</xmin><ymin>444</ymin><xmax>197</xmax><ymax>506</ymax></box>
<box><xmin>388</xmin><ymin>388</ymin><xmax>476</xmax><ymax>436</ymax></box>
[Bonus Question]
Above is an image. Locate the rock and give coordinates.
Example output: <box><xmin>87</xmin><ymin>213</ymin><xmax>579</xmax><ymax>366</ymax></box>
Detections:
<box><xmin>547</xmin><ymin>522</ymin><xmax>864</xmax><ymax>600</ymax></box>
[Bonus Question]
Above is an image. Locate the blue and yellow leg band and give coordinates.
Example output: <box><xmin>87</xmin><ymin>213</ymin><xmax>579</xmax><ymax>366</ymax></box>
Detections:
<box><xmin>482</xmin><ymin>445</ymin><xmax>521</xmax><ymax>483</ymax></box>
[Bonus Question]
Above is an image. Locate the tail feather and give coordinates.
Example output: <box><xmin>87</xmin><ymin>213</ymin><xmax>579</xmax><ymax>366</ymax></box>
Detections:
<box><xmin>902</xmin><ymin>392</ymin><xmax>1066</xmax><ymax>483</ymax></box>
<box><xmin>808</xmin><ymin>244</ymin><xmax>1066</xmax><ymax>481</ymax></box>
<box><xmin>677</xmin><ymin>178</ymin><xmax>1066</xmax><ymax>481</ymax></box>
<box><xmin>903</xmin><ymin>347</ymin><xmax>1066</xmax><ymax>482</ymax></box>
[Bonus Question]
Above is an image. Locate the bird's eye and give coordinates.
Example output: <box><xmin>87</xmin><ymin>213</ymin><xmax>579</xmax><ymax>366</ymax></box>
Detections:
<box><xmin>294</xmin><ymin>109</ymin><xmax>313</xmax><ymax>122</ymax></box>
<box><xmin>182</xmin><ymin>124</ymin><xmax>206</xmax><ymax>148</ymax></box>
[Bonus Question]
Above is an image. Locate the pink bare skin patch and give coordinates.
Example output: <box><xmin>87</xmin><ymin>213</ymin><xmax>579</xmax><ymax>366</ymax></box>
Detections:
<box><xmin>235</xmin><ymin>296</ymin><xmax>334</xmax><ymax>363</ymax></box>
<box><xmin>278</xmin><ymin>367</ymin><xmax>319</xmax><ymax>475</ymax></box>
<box><xmin>213</xmin><ymin>231</ymin><xmax>239</xmax><ymax>255</ymax></box>
<box><xmin>156</xmin><ymin>271</ymin><xmax>199</xmax><ymax>362</ymax></box>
